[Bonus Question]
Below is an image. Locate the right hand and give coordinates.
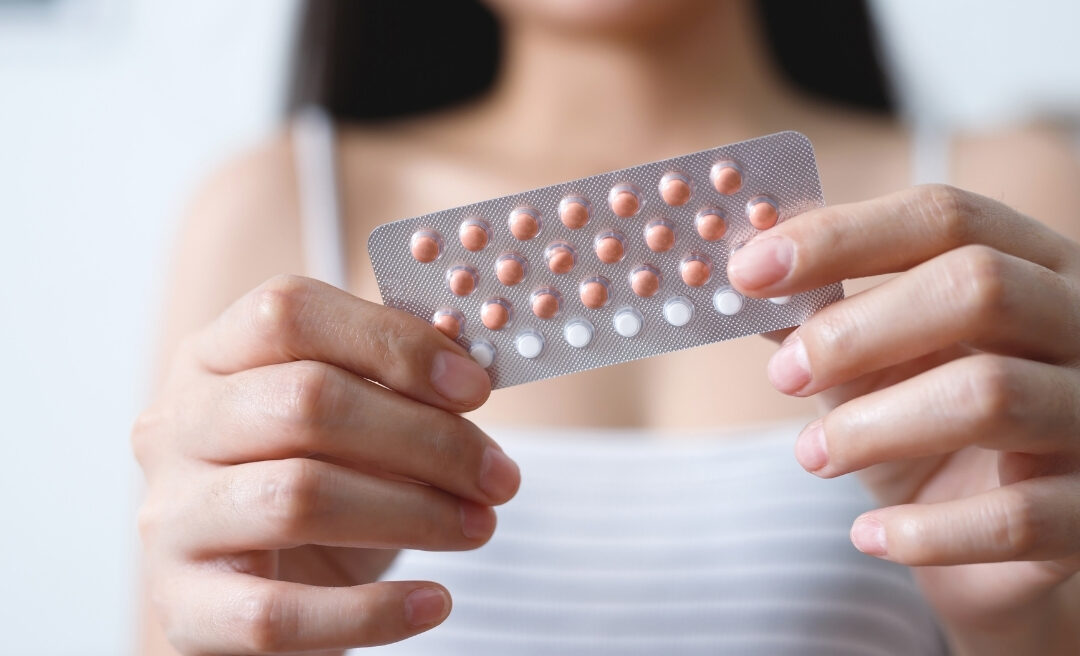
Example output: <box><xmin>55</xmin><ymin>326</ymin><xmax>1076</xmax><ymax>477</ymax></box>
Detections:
<box><xmin>132</xmin><ymin>275</ymin><xmax>520</xmax><ymax>655</ymax></box>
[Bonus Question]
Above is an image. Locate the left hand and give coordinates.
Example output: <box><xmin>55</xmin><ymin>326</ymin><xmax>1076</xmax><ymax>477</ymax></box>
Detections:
<box><xmin>727</xmin><ymin>184</ymin><xmax>1080</xmax><ymax>640</ymax></box>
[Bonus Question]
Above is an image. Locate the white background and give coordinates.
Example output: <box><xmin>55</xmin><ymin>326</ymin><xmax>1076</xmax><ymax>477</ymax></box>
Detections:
<box><xmin>0</xmin><ymin>1</ymin><xmax>1078</xmax><ymax>654</ymax></box>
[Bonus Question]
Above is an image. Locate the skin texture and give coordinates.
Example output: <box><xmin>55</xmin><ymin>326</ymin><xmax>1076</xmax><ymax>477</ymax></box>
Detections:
<box><xmin>136</xmin><ymin>0</ymin><xmax>1080</xmax><ymax>654</ymax></box>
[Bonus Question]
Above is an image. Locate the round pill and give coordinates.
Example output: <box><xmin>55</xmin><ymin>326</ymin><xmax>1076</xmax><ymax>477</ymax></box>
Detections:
<box><xmin>515</xmin><ymin>331</ymin><xmax>544</xmax><ymax>359</ymax></box>
<box><xmin>768</xmin><ymin>296</ymin><xmax>791</xmax><ymax>305</ymax></box>
<box><xmin>644</xmin><ymin>220</ymin><xmax>675</xmax><ymax>252</ymax></box>
<box><xmin>563</xmin><ymin>319</ymin><xmax>594</xmax><ymax>348</ymax></box>
<box><xmin>713</xmin><ymin>287</ymin><xmax>745</xmax><ymax>315</ymax></box>
<box><xmin>495</xmin><ymin>254</ymin><xmax>526</xmax><ymax>286</ymax></box>
<box><xmin>659</xmin><ymin>172</ymin><xmax>692</xmax><ymax>206</ymax></box>
<box><xmin>594</xmin><ymin>233</ymin><xmax>625</xmax><ymax>264</ymax></box>
<box><xmin>432</xmin><ymin>310</ymin><xmax>462</xmax><ymax>340</ymax></box>
<box><xmin>531</xmin><ymin>289</ymin><xmax>561</xmax><ymax>319</ymax></box>
<box><xmin>612</xmin><ymin>307</ymin><xmax>643</xmax><ymax>337</ymax></box>
<box><xmin>545</xmin><ymin>242</ymin><xmax>575</xmax><ymax>274</ymax></box>
<box><xmin>410</xmin><ymin>230</ymin><xmax>442</xmax><ymax>263</ymax></box>
<box><xmin>579</xmin><ymin>278</ymin><xmax>610</xmax><ymax>309</ymax></box>
<box><xmin>630</xmin><ymin>266</ymin><xmax>660</xmax><ymax>298</ymax></box>
<box><xmin>747</xmin><ymin>196</ymin><xmax>780</xmax><ymax>230</ymax></box>
<box><xmin>663</xmin><ymin>297</ymin><xmax>694</xmax><ymax>326</ymax></box>
<box><xmin>480</xmin><ymin>299</ymin><xmax>511</xmax><ymax>330</ymax></box>
<box><xmin>710</xmin><ymin>161</ymin><xmax>743</xmax><ymax>195</ymax></box>
<box><xmin>559</xmin><ymin>196</ymin><xmax>590</xmax><ymax>229</ymax></box>
<box><xmin>458</xmin><ymin>220</ymin><xmax>489</xmax><ymax>252</ymax></box>
<box><xmin>680</xmin><ymin>255</ymin><xmax>712</xmax><ymax>287</ymax></box>
<box><xmin>695</xmin><ymin>209</ymin><xmax>727</xmax><ymax>241</ymax></box>
<box><xmin>447</xmin><ymin>266</ymin><xmax>477</xmax><ymax>296</ymax></box>
<box><xmin>509</xmin><ymin>208</ymin><xmax>541</xmax><ymax>240</ymax></box>
<box><xmin>468</xmin><ymin>341</ymin><xmax>496</xmax><ymax>368</ymax></box>
<box><xmin>608</xmin><ymin>184</ymin><xmax>640</xmax><ymax>218</ymax></box>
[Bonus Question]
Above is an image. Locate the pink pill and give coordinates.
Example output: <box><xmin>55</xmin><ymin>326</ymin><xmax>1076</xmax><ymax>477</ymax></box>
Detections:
<box><xmin>695</xmin><ymin>209</ymin><xmax>727</xmax><ymax>241</ymax></box>
<box><xmin>410</xmin><ymin>230</ymin><xmax>442</xmax><ymax>263</ymax></box>
<box><xmin>559</xmin><ymin>196</ymin><xmax>590</xmax><ymax>229</ymax></box>
<box><xmin>579</xmin><ymin>278</ymin><xmax>610</xmax><ymax>309</ymax></box>
<box><xmin>545</xmin><ymin>242</ymin><xmax>576</xmax><ymax>275</ymax></box>
<box><xmin>747</xmin><ymin>196</ymin><xmax>779</xmax><ymax>230</ymax></box>
<box><xmin>531</xmin><ymin>289</ymin><xmax>561</xmax><ymax>319</ymax></box>
<box><xmin>710</xmin><ymin>161</ymin><xmax>743</xmax><ymax>195</ymax></box>
<box><xmin>495</xmin><ymin>254</ymin><xmax>526</xmax><ymax>286</ymax></box>
<box><xmin>594</xmin><ymin>232</ymin><xmax>625</xmax><ymax>264</ymax></box>
<box><xmin>680</xmin><ymin>255</ymin><xmax>712</xmax><ymax>287</ymax></box>
<box><xmin>630</xmin><ymin>266</ymin><xmax>661</xmax><ymax>298</ymax></box>
<box><xmin>509</xmin><ymin>208</ymin><xmax>540</xmax><ymax>240</ymax></box>
<box><xmin>608</xmin><ymin>184</ymin><xmax>640</xmax><ymax>218</ymax></box>
<box><xmin>659</xmin><ymin>173</ymin><xmax>691</xmax><ymax>206</ymax></box>
<box><xmin>458</xmin><ymin>219</ymin><xmax>489</xmax><ymax>252</ymax></box>
<box><xmin>644</xmin><ymin>219</ymin><xmax>675</xmax><ymax>252</ymax></box>
<box><xmin>447</xmin><ymin>266</ymin><xmax>477</xmax><ymax>297</ymax></box>
<box><xmin>481</xmin><ymin>299</ymin><xmax>511</xmax><ymax>331</ymax></box>
<box><xmin>432</xmin><ymin>310</ymin><xmax>463</xmax><ymax>340</ymax></box>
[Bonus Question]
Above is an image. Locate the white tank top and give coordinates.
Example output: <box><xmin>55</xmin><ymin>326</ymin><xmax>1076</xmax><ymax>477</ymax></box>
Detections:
<box><xmin>291</xmin><ymin>107</ymin><xmax>948</xmax><ymax>655</ymax></box>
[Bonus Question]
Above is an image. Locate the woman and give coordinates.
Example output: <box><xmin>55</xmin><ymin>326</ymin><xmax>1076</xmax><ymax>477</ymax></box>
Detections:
<box><xmin>133</xmin><ymin>0</ymin><xmax>1080</xmax><ymax>654</ymax></box>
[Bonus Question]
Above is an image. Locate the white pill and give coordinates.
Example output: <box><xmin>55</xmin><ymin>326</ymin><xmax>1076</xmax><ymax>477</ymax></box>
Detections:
<box><xmin>468</xmin><ymin>341</ymin><xmax>496</xmax><ymax>368</ymax></box>
<box><xmin>563</xmin><ymin>319</ymin><xmax>594</xmax><ymax>348</ymax></box>
<box><xmin>514</xmin><ymin>331</ymin><xmax>544</xmax><ymax>358</ymax></box>
<box><xmin>663</xmin><ymin>297</ymin><xmax>694</xmax><ymax>326</ymax></box>
<box><xmin>612</xmin><ymin>307</ymin><xmax>643</xmax><ymax>337</ymax></box>
<box><xmin>768</xmin><ymin>296</ymin><xmax>791</xmax><ymax>305</ymax></box>
<box><xmin>712</xmin><ymin>287</ymin><xmax>744</xmax><ymax>315</ymax></box>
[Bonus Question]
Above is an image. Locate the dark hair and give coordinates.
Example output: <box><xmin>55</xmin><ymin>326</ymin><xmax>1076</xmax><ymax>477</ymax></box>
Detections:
<box><xmin>287</xmin><ymin>0</ymin><xmax>893</xmax><ymax>122</ymax></box>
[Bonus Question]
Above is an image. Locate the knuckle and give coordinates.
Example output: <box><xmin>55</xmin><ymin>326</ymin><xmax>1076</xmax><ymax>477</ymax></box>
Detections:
<box><xmin>235</xmin><ymin>587</ymin><xmax>295</xmax><ymax>653</ymax></box>
<box><xmin>994</xmin><ymin>489</ymin><xmax>1039</xmax><ymax>559</ymax></box>
<box><xmin>961</xmin><ymin>355</ymin><xmax>1020</xmax><ymax>428</ymax></box>
<box><xmin>135</xmin><ymin>503</ymin><xmax>160</xmax><ymax>544</ymax></box>
<box><xmin>276</xmin><ymin>361</ymin><xmax>334</xmax><ymax>430</ymax></box>
<box><xmin>250</xmin><ymin>274</ymin><xmax>313</xmax><ymax>344</ymax></box>
<box><xmin>258</xmin><ymin>458</ymin><xmax>323</xmax><ymax>537</ymax></box>
<box><xmin>944</xmin><ymin>244</ymin><xmax>1008</xmax><ymax>323</ymax></box>
<box><xmin>363</xmin><ymin>310</ymin><xmax>430</xmax><ymax>380</ymax></box>
<box><xmin>807</xmin><ymin>309</ymin><xmax>857</xmax><ymax>361</ymax></box>
<box><xmin>919</xmin><ymin>183</ymin><xmax>971</xmax><ymax>246</ymax></box>
<box><xmin>130</xmin><ymin>407</ymin><xmax>163</xmax><ymax>468</ymax></box>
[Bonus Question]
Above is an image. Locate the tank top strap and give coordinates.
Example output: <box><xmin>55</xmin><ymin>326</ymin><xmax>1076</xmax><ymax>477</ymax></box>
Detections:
<box><xmin>292</xmin><ymin>105</ymin><xmax>348</xmax><ymax>290</ymax></box>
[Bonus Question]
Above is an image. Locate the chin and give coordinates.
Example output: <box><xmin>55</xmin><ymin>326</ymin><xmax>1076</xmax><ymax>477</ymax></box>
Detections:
<box><xmin>483</xmin><ymin>0</ymin><xmax>722</xmax><ymax>36</ymax></box>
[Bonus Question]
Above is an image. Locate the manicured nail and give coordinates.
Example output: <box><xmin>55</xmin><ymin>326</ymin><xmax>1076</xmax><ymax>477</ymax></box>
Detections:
<box><xmin>478</xmin><ymin>446</ymin><xmax>520</xmax><ymax>503</ymax></box>
<box><xmin>430</xmin><ymin>351</ymin><xmax>490</xmax><ymax>405</ymax></box>
<box><xmin>767</xmin><ymin>333</ymin><xmax>811</xmax><ymax>393</ymax></box>
<box><xmin>795</xmin><ymin>421</ymin><xmax>828</xmax><ymax>472</ymax></box>
<box><xmin>460</xmin><ymin>500</ymin><xmax>494</xmax><ymax>540</ymax></box>
<box><xmin>851</xmin><ymin>516</ymin><xmax>888</xmax><ymax>556</ymax></box>
<box><xmin>405</xmin><ymin>588</ymin><xmax>450</xmax><ymax>627</ymax></box>
<box><xmin>728</xmin><ymin>235</ymin><xmax>794</xmax><ymax>290</ymax></box>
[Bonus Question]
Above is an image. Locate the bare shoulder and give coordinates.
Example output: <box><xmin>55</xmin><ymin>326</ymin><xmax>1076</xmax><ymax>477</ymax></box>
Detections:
<box><xmin>952</xmin><ymin>123</ymin><xmax>1080</xmax><ymax>240</ymax></box>
<box><xmin>156</xmin><ymin>129</ymin><xmax>304</xmax><ymax>372</ymax></box>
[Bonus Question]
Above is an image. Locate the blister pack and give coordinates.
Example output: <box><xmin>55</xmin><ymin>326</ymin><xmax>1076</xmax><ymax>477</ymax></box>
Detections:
<box><xmin>368</xmin><ymin>130</ymin><xmax>843</xmax><ymax>389</ymax></box>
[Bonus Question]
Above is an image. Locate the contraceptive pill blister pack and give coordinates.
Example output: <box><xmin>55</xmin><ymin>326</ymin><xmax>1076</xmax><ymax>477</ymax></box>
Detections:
<box><xmin>368</xmin><ymin>131</ymin><xmax>843</xmax><ymax>389</ymax></box>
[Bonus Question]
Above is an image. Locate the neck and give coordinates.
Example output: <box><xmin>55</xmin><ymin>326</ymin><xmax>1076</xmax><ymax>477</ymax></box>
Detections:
<box><xmin>476</xmin><ymin>0</ymin><xmax>794</xmax><ymax>164</ymax></box>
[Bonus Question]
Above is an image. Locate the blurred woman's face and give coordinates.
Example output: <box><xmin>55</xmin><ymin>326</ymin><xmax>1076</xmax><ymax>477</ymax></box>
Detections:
<box><xmin>482</xmin><ymin>0</ymin><xmax>722</xmax><ymax>36</ymax></box>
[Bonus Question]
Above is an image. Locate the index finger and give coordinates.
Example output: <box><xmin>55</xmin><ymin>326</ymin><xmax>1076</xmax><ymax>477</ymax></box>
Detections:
<box><xmin>727</xmin><ymin>184</ymin><xmax>1074</xmax><ymax>297</ymax></box>
<box><xmin>186</xmin><ymin>275</ymin><xmax>490</xmax><ymax>412</ymax></box>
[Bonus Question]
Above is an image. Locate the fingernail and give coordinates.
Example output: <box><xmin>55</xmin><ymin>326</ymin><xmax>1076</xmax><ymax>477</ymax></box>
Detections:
<box><xmin>851</xmin><ymin>516</ymin><xmax>888</xmax><ymax>556</ymax></box>
<box><xmin>767</xmin><ymin>333</ymin><xmax>811</xmax><ymax>393</ymax></box>
<box><xmin>478</xmin><ymin>446</ymin><xmax>520</xmax><ymax>503</ymax></box>
<box><xmin>460</xmin><ymin>500</ymin><xmax>494</xmax><ymax>540</ymax></box>
<box><xmin>795</xmin><ymin>420</ymin><xmax>828</xmax><ymax>473</ymax></box>
<box><xmin>430</xmin><ymin>351</ymin><xmax>490</xmax><ymax>405</ymax></box>
<box><xmin>728</xmin><ymin>235</ymin><xmax>794</xmax><ymax>290</ymax></box>
<box><xmin>405</xmin><ymin>588</ymin><xmax>450</xmax><ymax>627</ymax></box>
